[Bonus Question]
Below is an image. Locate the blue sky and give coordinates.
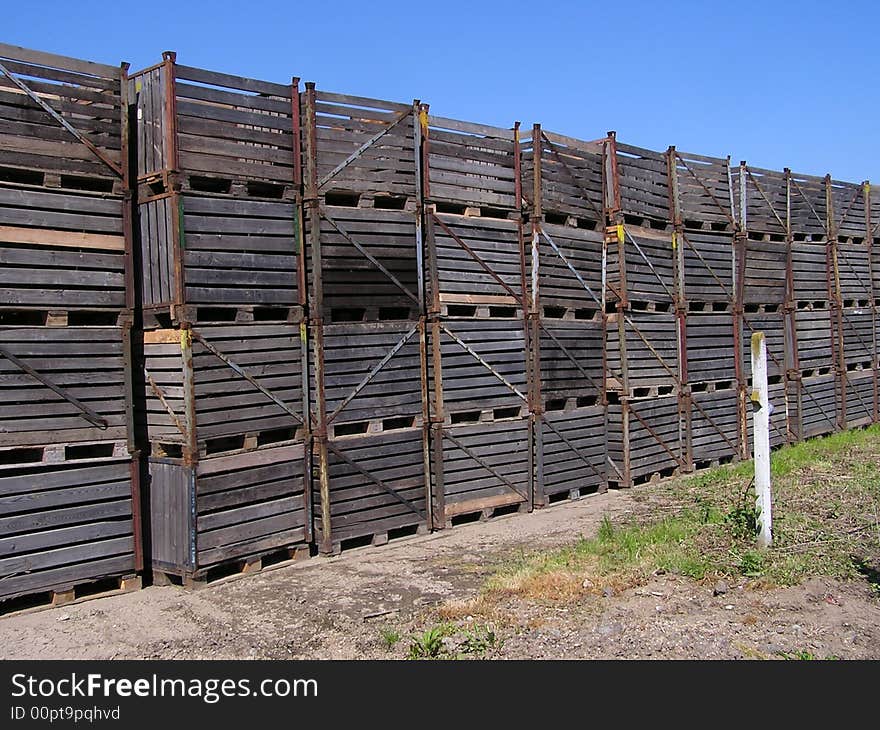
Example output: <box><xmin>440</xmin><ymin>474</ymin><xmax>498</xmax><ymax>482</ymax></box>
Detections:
<box><xmin>5</xmin><ymin>0</ymin><xmax>877</xmax><ymax>183</ymax></box>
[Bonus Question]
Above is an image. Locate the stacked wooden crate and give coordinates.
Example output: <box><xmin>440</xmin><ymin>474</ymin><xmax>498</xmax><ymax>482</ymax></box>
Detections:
<box><xmin>734</xmin><ymin>164</ymin><xmax>800</xmax><ymax>446</ymax></box>
<box><xmin>302</xmin><ymin>86</ymin><xmax>430</xmax><ymax>553</ymax></box>
<box><xmin>0</xmin><ymin>44</ymin><xmax>141</xmax><ymax>607</ymax></box>
<box><xmin>604</xmin><ymin>136</ymin><xmax>686</xmax><ymax>486</ymax></box>
<box><xmin>828</xmin><ymin>178</ymin><xmax>876</xmax><ymax>428</ymax></box>
<box><xmin>670</xmin><ymin>149</ymin><xmax>743</xmax><ymax>468</ymax></box>
<box><xmin>521</xmin><ymin>127</ymin><xmax>608</xmax><ymax>502</ymax></box>
<box><xmin>422</xmin><ymin>113</ymin><xmax>534</xmax><ymax>524</ymax></box>
<box><xmin>130</xmin><ymin>55</ymin><xmax>309</xmax><ymax>583</ymax></box>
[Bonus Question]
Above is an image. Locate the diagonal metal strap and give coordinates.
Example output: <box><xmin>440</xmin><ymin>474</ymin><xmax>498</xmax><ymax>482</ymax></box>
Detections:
<box><xmin>432</xmin><ymin>214</ymin><xmax>523</xmax><ymax>306</ymax></box>
<box><xmin>680</xmin><ymin>230</ymin><xmax>733</xmax><ymax>302</ymax></box>
<box><xmin>605</xmin><ymin>454</ymin><xmax>625</xmax><ymax>481</ymax></box>
<box><xmin>144</xmin><ymin>367</ymin><xmax>188</xmax><ymax>437</ymax></box>
<box><xmin>442</xmin><ymin>429</ymin><xmax>529</xmax><ymax>502</ymax></box>
<box><xmin>321</xmin><ymin>208</ymin><xmax>420</xmax><ymax>305</ymax></box>
<box><xmin>837</xmin><ymin>250</ymin><xmax>873</xmax><ymax>298</ymax></box>
<box><xmin>190</xmin><ymin>330</ymin><xmax>303</xmax><ymax>424</ymax></box>
<box><xmin>628</xmin><ymin>405</ymin><xmax>684</xmax><ymax>466</ymax></box>
<box><xmin>327</xmin><ymin>324</ymin><xmax>419</xmax><ymax>424</ymax></box>
<box><xmin>540</xmin><ymin>415</ymin><xmax>604</xmax><ymax>480</ymax></box>
<box><xmin>318</xmin><ymin>109</ymin><xmax>411</xmax><ymax>189</ymax></box>
<box><xmin>540</xmin><ymin>228</ymin><xmax>603</xmax><ymax>307</ymax></box>
<box><xmin>675</xmin><ymin>153</ymin><xmax>737</xmax><ymax>228</ymax></box>
<box><xmin>537</xmin><ymin>321</ymin><xmax>603</xmax><ymax>396</ymax></box>
<box><xmin>840</xmin><ymin>309</ymin><xmax>875</xmax><ymax>356</ymax></box>
<box><xmin>439</xmin><ymin>324</ymin><xmax>527</xmax><ymax>402</ymax></box>
<box><xmin>326</xmin><ymin>440</ymin><xmax>425</xmax><ymax>519</ymax></box>
<box><xmin>745</xmin><ymin>169</ymin><xmax>786</xmax><ymax>231</ymax></box>
<box><xmin>623</xmin><ymin>227</ymin><xmax>675</xmax><ymax>300</ymax></box>
<box><xmin>539</xmin><ymin>131</ymin><xmax>604</xmax><ymax>220</ymax></box>
<box><xmin>834</xmin><ymin>186</ymin><xmax>863</xmax><ymax>231</ymax></box>
<box><xmin>0</xmin><ymin>344</ymin><xmax>108</xmax><ymax>429</ymax></box>
<box><xmin>690</xmin><ymin>396</ymin><xmax>740</xmax><ymax>455</ymax></box>
<box><xmin>0</xmin><ymin>61</ymin><xmax>123</xmax><ymax>178</ymax></box>
<box><xmin>790</xmin><ymin>177</ymin><xmax>828</xmax><ymax>234</ymax></box>
<box><xmin>622</xmin><ymin>314</ymin><xmax>679</xmax><ymax>381</ymax></box>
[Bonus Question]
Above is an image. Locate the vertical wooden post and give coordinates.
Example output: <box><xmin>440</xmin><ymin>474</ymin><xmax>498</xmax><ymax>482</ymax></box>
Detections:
<box><xmin>303</xmin><ymin>83</ymin><xmax>333</xmax><ymax>554</ymax></box>
<box><xmin>750</xmin><ymin>332</ymin><xmax>773</xmax><ymax>549</ymax></box>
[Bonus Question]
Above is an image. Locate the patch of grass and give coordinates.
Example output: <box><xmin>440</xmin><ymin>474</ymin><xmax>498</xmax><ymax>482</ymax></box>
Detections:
<box><xmin>407</xmin><ymin>624</ymin><xmax>454</xmax><ymax>660</ymax></box>
<box><xmin>379</xmin><ymin>628</ymin><xmax>401</xmax><ymax>650</ymax></box>
<box><xmin>482</xmin><ymin>425</ymin><xmax>880</xmax><ymax>601</ymax></box>
<box><xmin>778</xmin><ymin>650</ymin><xmax>839</xmax><ymax>661</ymax></box>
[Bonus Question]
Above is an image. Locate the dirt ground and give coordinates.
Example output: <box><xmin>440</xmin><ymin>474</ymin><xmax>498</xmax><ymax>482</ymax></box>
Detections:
<box><xmin>1</xmin><ymin>485</ymin><xmax>878</xmax><ymax>660</ymax></box>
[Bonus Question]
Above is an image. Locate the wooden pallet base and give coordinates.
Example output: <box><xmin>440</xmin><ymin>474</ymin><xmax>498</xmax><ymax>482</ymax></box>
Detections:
<box><xmin>444</xmin><ymin>500</ymin><xmax>529</xmax><ymax>528</ymax></box>
<box><xmin>153</xmin><ymin>545</ymin><xmax>313</xmax><ymax>590</ymax></box>
<box><xmin>539</xmin><ymin>482</ymin><xmax>607</xmax><ymax>507</ymax></box>
<box><xmin>0</xmin><ymin>575</ymin><xmax>141</xmax><ymax>617</ymax></box>
<box><xmin>326</xmin><ymin>523</ymin><xmax>429</xmax><ymax>556</ymax></box>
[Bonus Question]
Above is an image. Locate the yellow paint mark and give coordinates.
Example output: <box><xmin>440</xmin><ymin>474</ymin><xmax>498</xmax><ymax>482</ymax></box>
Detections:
<box><xmin>671</xmin><ymin>232</ymin><xmax>677</xmax><ymax>250</ymax></box>
<box><xmin>617</xmin><ymin>224</ymin><xmax>625</xmax><ymax>243</ymax></box>
<box><xmin>180</xmin><ymin>330</ymin><xmax>191</xmax><ymax>350</ymax></box>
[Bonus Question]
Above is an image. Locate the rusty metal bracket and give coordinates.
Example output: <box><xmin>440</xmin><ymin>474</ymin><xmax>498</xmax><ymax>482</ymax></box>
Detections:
<box><xmin>189</xmin><ymin>330</ymin><xmax>304</xmax><ymax>424</ymax></box>
<box><xmin>0</xmin><ymin>60</ymin><xmax>124</xmax><ymax>178</ymax></box>
<box><xmin>326</xmin><ymin>323</ymin><xmax>419</xmax><ymax>424</ymax></box>
<box><xmin>0</xmin><ymin>344</ymin><xmax>108</xmax><ymax>429</ymax></box>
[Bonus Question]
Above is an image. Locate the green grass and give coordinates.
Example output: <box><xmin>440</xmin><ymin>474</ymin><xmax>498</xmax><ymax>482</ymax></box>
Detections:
<box><xmin>486</xmin><ymin>425</ymin><xmax>880</xmax><ymax>598</ymax></box>
<box><xmin>379</xmin><ymin>628</ymin><xmax>401</xmax><ymax>650</ymax></box>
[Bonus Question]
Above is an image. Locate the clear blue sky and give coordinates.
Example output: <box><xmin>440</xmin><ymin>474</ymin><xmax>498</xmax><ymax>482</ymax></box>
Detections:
<box><xmin>5</xmin><ymin>0</ymin><xmax>877</xmax><ymax>183</ymax></box>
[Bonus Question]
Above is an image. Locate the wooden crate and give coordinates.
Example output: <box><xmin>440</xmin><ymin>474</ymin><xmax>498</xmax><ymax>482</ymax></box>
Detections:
<box><xmin>791</xmin><ymin>240</ymin><xmax>830</xmax><ymax>302</ymax></box>
<box><xmin>139</xmin><ymin>193</ymin><xmax>300</xmax><ymax>316</ymax></box>
<box><xmin>321</xmin><ymin>320</ymin><xmax>424</xmax><ymax>433</ymax></box>
<box><xmin>680</xmin><ymin>230</ymin><xmax>734</xmax><ymax>303</ymax></box>
<box><xmin>690</xmin><ymin>388</ymin><xmax>741</xmax><ymax>466</ymax></box>
<box><xmin>735</xmin><ymin>165</ymin><xmax>787</xmax><ymax>237</ymax></box>
<box><xmin>611</xmin><ymin>140</ymin><xmax>670</xmax><ymax>224</ymax></box>
<box><xmin>672</xmin><ymin>150</ymin><xmax>735</xmax><ymax>231</ymax></box>
<box><xmin>142</xmin><ymin>323</ymin><xmax>305</xmax><ymax>458</ymax></box>
<box><xmin>828</xmin><ymin>179</ymin><xmax>867</xmax><ymax>240</ymax></box>
<box><xmin>538</xmin><ymin>319</ymin><xmax>604</xmax><ymax>407</ymax></box>
<box><xmin>429</xmin><ymin>316</ymin><xmax>529</xmax><ymax>419</ymax></box>
<box><xmin>437</xmin><ymin>417</ymin><xmax>531</xmax><ymax>523</ymax></box>
<box><xmin>311</xmin><ymin>206</ymin><xmax>420</xmax><ymax>319</ymax></box>
<box><xmin>842</xmin><ymin>370</ymin><xmax>876</xmax><ymax>429</ymax></box>
<box><xmin>429</xmin><ymin>212</ymin><xmax>524</xmax><ymax>303</ymax></box>
<box><xmin>149</xmin><ymin>443</ymin><xmax>307</xmax><ymax>578</ymax></box>
<box><xmin>837</xmin><ymin>241</ymin><xmax>872</xmax><ymax>303</ymax></box>
<box><xmin>606</xmin><ymin>224</ymin><xmax>675</xmax><ymax>305</ymax></box>
<box><xmin>0</xmin><ymin>456</ymin><xmax>138</xmax><ymax>603</ymax></box>
<box><xmin>686</xmin><ymin>311</ymin><xmax>736</xmax><ymax>386</ymax></box>
<box><xmin>0</xmin><ymin>184</ymin><xmax>129</xmax><ymax>314</ymax></box>
<box><xmin>534</xmin><ymin>222</ymin><xmax>604</xmax><ymax>314</ymax></box>
<box><xmin>607</xmin><ymin>395</ymin><xmax>684</xmax><ymax>487</ymax></box>
<box><xmin>538</xmin><ymin>405</ymin><xmax>606</xmax><ymax>501</ymax></box>
<box><xmin>315</xmin><ymin>428</ymin><xmax>428</xmax><ymax>550</ymax></box>
<box><xmin>521</xmin><ymin>128</ymin><xmax>605</xmax><ymax>224</ymax></box>
<box><xmin>794</xmin><ymin>373</ymin><xmax>837</xmax><ymax>440</ymax></box>
<box><xmin>840</xmin><ymin>306</ymin><xmax>875</xmax><ymax>368</ymax></box>
<box><xmin>0</xmin><ymin>44</ymin><xmax>126</xmax><ymax>188</ymax></box>
<box><xmin>789</xmin><ymin>170</ymin><xmax>828</xmax><ymax>238</ymax></box>
<box><xmin>606</xmin><ymin>310</ymin><xmax>679</xmax><ymax>393</ymax></box>
<box><xmin>0</xmin><ymin>325</ymin><xmax>133</xmax><ymax>450</ymax></box>
<box><xmin>740</xmin><ymin>237</ymin><xmax>787</xmax><ymax>305</ymax></box>
<box><xmin>796</xmin><ymin>307</ymin><xmax>834</xmax><ymax>371</ymax></box>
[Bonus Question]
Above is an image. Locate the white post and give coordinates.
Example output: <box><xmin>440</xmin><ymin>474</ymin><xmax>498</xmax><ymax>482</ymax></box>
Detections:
<box><xmin>750</xmin><ymin>332</ymin><xmax>772</xmax><ymax>548</ymax></box>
